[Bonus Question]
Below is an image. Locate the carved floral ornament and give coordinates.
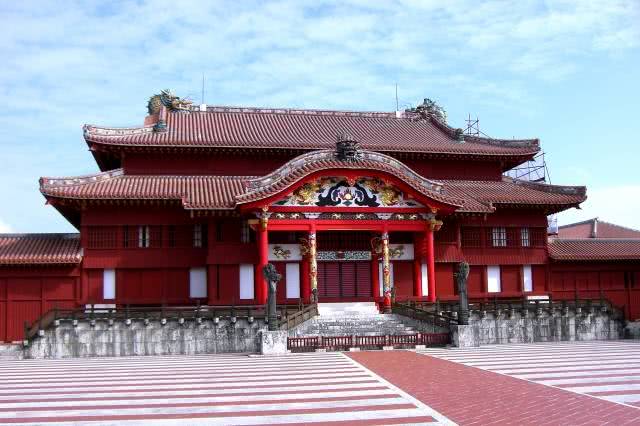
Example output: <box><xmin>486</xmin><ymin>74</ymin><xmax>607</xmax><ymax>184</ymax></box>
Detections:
<box><xmin>274</xmin><ymin>177</ymin><xmax>425</xmax><ymax>208</ymax></box>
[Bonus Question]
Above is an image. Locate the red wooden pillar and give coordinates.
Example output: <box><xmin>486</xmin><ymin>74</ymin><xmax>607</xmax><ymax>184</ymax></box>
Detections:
<box><xmin>301</xmin><ymin>257</ymin><xmax>311</xmax><ymax>303</ymax></box>
<box><xmin>371</xmin><ymin>253</ymin><xmax>380</xmax><ymax>300</ymax></box>
<box><xmin>426</xmin><ymin>225</ymin><xmax>436</xmax><ymax>302</ymax></box>
<box><xmin>255</xmin><ymin>216</ymin><xmax>269</xmax><ymax>305</ymax></box>
<box><xmin>413</xmin><ymin>233</ymin><xmax>423</xmax><ymax>298</ymax></box>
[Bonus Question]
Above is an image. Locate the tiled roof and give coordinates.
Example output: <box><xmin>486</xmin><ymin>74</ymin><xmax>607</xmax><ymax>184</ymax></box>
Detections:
<box><xmin>0</xmin><ymin>234</ymin><xmax>82</xmax><ymax>265</ymax></box>
<box><xmin>443</xmin><ymin>177</ymin><xmax>586</xmax><ymax>213</ymax></box>
<box><xmin>238</xmin><ymin>150</ymin><xmax>464</xmax><ymax>207</ymax></box>
<box><xmin>558</xmin><ymin>218</ymin><xmax>640</xmax><ymax>239</ymax></box>
<box><xmin>84</xmin><ymin>106</ymin><xmax>540</xmax><ymax>157</ymax></box>
<box><xmin>549</xmin><ymin>239</ymin><xmax>640</xmax><ymax>261</ymax></box>
<box><xmin>41</xmin><ymin>170</ymin><xmax>586</xmax><ymax>215</ymax></box>
<box><xmin>40</xmin><ymin>170</ymin><xmax>247</xmax><ymax>209</ymax></box>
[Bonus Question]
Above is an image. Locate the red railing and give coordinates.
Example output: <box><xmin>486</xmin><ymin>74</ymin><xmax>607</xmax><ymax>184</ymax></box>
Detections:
<box><xmin>287</xmin><ymin>333</ymin><xmax>450</xmax><ymax>352</ymax></box>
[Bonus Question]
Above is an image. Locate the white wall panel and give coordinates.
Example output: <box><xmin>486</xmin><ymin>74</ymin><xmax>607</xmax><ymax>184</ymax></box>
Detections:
<box><xmin>239</xmin><ymin>264</ymin><xmax>255</xmax><ymax>300</ymax></box>
<box><xmin>285</xmin><ymin>263</ymin><xmax>301</xmax><ymax>299</ymax></box>
<box><xmin>487</xmin><ymin>266</ymin><xmax>501</xmax><ymax>293</ymax></box>
<box><xmin>523</xmin><ymin>265</ymin><xmax>533</xmax><ymax>292</ymax></box>
<box><xmin>189</xmin><ymin>267</ymin><xmax>207</xmax><ymax>298</ymax></box>
<box><xmin>103</xmin><ymin>269</ymin><xmax>116</xmax><ymax>300</ymax></box>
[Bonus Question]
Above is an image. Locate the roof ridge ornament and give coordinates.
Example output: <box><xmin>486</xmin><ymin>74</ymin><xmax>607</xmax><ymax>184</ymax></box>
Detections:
<box><xmin>147</xmin><ymin>90</ymin><xmax>192</xmax><ymax>115</ymax></box>
<box><xmin>335</xmin><ymin>132</ymin><xmax>361</xmax><ymax>162</ymax></box>
<box><xmin>406</xmin><ymin>98</ymin><xmax>447</xmax><ymax>123</ymax></box>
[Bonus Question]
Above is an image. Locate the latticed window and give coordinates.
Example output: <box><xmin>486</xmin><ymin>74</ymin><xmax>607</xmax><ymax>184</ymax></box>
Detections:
<box><xmin>521</xmin><ymin>228</ymin><xmax>530</xmax><ymax>247</ymax></box>
<box><xmin>436</xmin><ymin>222</ymin><xmax>457</xmax><ymax>243</ymax></box>
<box><xmin>491</xmin><ymin>227</ymin><xmax>507</xmax><ymax>247</ymax></box>
<box><xmin>167</xmin><ymin>225</ymin><xmax>176</xmax><ymax>247</ymax></box>
<box><xmin>193</xmin><ymin>224</ymin><xmax>203</xmax><ymax>248</ymax></box>
<box><xmin>86</xmin><ymin>226</ymin><xmax>118</xmax><ymax>249</ymax></box>
<box><xmin>461</xmin><ymin>227</ymin><xmax>482</xmax><ymax>248</ymax></box>
<box><xmin>240</xmin><ymin>221</ymin><xmax>252</xmax><ymax>244</ymax></box>
<box><xmin>138</xmin><ymin>226</ymin><xmax>150</xmax><ymax>248</ymax></box>
<box><xmin>530</xmin><ymin>228</ymin><xmax>547</xmax><ymax>247</ymax></box>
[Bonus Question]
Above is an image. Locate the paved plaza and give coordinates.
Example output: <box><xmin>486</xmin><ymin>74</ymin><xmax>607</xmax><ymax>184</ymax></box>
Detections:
<box><xmin>0</xmin><ymin>352</ymin><xmax>451</xmax><ymax>425</ymax></box>
<box><xmin>2</xmin><ymin>342</ymin><xmax>640</xmax><ymax>425</ymax></box>
<box><xmin>419</xmin><ymin>340</ymin><xmax>640</xmax><ymax>408</ymax></box>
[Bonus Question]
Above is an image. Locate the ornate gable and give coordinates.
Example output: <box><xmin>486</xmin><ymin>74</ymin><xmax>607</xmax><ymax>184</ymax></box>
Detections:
<box><xmin>274</xmin><ymin>177</ymin><xmax>425</xmax><ymax>209</ymax></box>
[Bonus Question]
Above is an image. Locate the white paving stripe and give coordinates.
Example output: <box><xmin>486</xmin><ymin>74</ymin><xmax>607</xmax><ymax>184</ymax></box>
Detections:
<box><xmin>418</xmin><ymin>340</ymin><xmax>640</xmax><ymax>410</ymax></box>
<box><xmin>10</xmin><ymin>408</ymin><xmax>441</xmax><ymax>426</ymax></box>
<box><xmin>0</xmin><ymin>352</ymin><xmax>455</xmax><ymax>425</ymax></box>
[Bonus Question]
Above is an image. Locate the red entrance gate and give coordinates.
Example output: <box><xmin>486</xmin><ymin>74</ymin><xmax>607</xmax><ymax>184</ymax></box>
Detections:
<box><xmin>317</xmin><ymin>261</ymin><xmax>372</xmax><ymax>300</ymax></box>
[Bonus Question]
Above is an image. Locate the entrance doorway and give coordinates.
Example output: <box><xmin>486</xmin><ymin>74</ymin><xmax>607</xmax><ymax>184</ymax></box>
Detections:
<box><xmin>317</xmin><ymin>261</ymin><xmax>372</xmax><ymax>300</ymax></box>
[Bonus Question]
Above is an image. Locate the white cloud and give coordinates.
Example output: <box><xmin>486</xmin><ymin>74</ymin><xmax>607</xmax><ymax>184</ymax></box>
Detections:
<box><xmin>0</xmin><ymin>0</ymin><xmax>638</xmax><ymax>232</ymax></box>
<box><xmin>0</xmin><ymin>219</ymin><xmax>13</xmax><ymax>234</ymax></box>
<box><xmin>557</xmin><ymin>185</ymin><xmax>640</xmax><ymax>231</ymax></box>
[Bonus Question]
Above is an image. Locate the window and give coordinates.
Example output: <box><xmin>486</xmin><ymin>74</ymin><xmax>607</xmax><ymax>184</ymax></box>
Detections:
<box><xmin>167</xmin><ymin>225</ymin><xmax>176</xmax><ymax>247</ymax></box>
<box><xmin>239</xmin><ymin>264</ymin><xmax>255</xmax><ymax>299</ymax></box>
<box><xmin>138</xmin><ymin>226</ymin><xmax>150</xmax><ymax>248</ymax></box>
<box><xmin>521</xmin><ymin>228</ymin><xmax>530</xmax><ymax>247</ymax></box>
<box><xmin>193</xmin><ymin>224</ymin><xmax>203</xmax><ymax>248</ymax></box>
<box><xmin>487</xmin><ymin>266</ymin><xmax>501</xmax><ymax>293</ymax></box>
<box><xmin>461</xmin><ymin>227</ymin><xmax>483</xmax><ymax>248</ymax></box>
<box><xmin>492</xmin><ymin>227</ymin><xmax>507</xmax><ymax>247</ymax></box>
<box><xmin>285</xmin><ymin>263</ymin><xmax>300</xmax><ymax>299</ymax></box>
<box><xmin>522</xmin><ymin>265</ymin><xmax>533</xmax><ymax>292</ymax></box>
<box><xmin>189</xmin><ymin>267</ymin><xmax>207</xmax><ymax>298</ymax></box>
<box><xmin>241</xmin><ymin>221</ymin><xmax>252</xmax><ymax>244</ymax></box>
<box><xmin>123</xmin><ymin>226</ymin><xmax>130</xmax><ymax>248</ymax></box>
<box><xmin>103</xmin><ymin>269</ymin><xmax>116</xmax><ymax>300</ymax></box>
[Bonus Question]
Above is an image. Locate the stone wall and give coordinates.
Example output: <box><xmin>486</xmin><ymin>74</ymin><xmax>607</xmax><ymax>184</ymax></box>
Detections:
<box><xmin>24</xmin><ymin>317</ymin><xmax>268</xmax><ymax>359</ymax></box>
<box><xmin>461</xmin><ymin>307</ymin><xmax>623</xmax><ymax>346</ymax></box>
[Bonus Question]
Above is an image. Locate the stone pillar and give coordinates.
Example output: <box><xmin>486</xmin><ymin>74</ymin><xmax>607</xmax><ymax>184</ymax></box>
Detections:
<box><xmin>381</xmin><ymin>231</ymin><xmax>392</xmax><ymax>312</ymax></box>
<box><xmin>309</xmin><ymin>228</ymin><xmax>318</xmax><ymax>303</ymax></box>
<box><xmin>256</xmin><ymin>213</ymin><xmax>269</xmax><ymax>305</ymax></box>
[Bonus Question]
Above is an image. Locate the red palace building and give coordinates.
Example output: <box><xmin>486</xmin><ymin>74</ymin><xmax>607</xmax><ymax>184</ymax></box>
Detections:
<box><xmin>0</xmin><ymin>94</ymin><xmax>639</xmax><ymax>343</ymax></box>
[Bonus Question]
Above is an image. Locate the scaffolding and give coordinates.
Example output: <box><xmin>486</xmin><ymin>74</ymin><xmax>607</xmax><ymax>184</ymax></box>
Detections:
<box><xmin>465</xmin><ymin>113</ymin><xmax>556</xmax><ymax>233</ymax></box>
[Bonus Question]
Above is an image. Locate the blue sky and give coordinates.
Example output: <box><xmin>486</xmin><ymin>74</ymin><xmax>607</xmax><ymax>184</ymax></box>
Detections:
<box><xmin>1</xmin><ymin>0</ymin><xmax>639</xmax><ymax>233</ymax></box>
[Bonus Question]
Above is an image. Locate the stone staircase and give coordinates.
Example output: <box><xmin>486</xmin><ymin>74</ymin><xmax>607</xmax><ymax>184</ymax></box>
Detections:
<box><xmin>290</xmin><ymin>302</ymin><xmax>419</xmax><ymax>337</ymax></box>
<box><xmin>0</xmin><ymin>344</ymin><xmax>23</xmax><ymax>360</ymax></box>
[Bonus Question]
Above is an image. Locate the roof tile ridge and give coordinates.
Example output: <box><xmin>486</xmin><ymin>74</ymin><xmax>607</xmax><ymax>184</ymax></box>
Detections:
<box><xmin>426</xmin><ymin>115</ymin><xmax>539</xmax><ymax>150</ymax></box>
<box><xmin>558</xmin><ymin>218</ymin><xmax>597</xmax><ymax>229</ymax></box>
<box><xmin>596</xmin><ymin>219</ymin><xmax>640</xmax><ymax>234</ymax></box>
<box><xmin>443</xmin><ymin>181</ymin><xmax>495</xmax><ymax>212</ymax></box>
<box><xmin>502</xmin><ymin>176</ymin><xmax>587</xmax><ymax>196</ymax></box>
<box><xmin>40</xmin><ymin>169</ymin><xmax>124</xmax><ymax>189</ymax></box>
<box><xmin>552</xmin><ymin>238</ymin><xmax>640</xmax><ymax>242</ymax></box>
<box><xmin>196</xmin><ymin>105</ymin><xmax>399</xmax><ymax>119</ymax></box>
<box><xmin>83</xmin><ymin>123</ymin><xmax>153</xmax><ymax>137</ymax></box>
<box><xmin>0</xmin><ymin>233</ymin><xmax>80</xmax><ymax>238</ymax></box>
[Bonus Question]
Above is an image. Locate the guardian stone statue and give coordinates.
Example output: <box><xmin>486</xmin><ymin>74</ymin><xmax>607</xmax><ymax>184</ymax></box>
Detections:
<box><xmin>455</xmin><ymin>261</ymin><xmax>470</xmax><ymax>325</ymax></box>
<box><xmin>263</xmin><ymin>263</ymin><xmax>282</xmax><ymax>331</ymax></box>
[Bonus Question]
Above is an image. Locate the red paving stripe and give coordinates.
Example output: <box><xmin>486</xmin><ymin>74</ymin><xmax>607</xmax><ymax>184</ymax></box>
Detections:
<box><xmin>0</xmin><ymin>380</ymin><xmax>381</xmax><ymax>397</ymax></box>
<box><xmin>0</xmin><ymin>385</ymin><xmax>389</xmax><ymax>404</ymax></box>
<box><xmin>0</xmin><ymin>404</ymin><xmax>419</xmax><ymax>423</ymax></box>
<box><xmin>347</xmin><ymin>351</ymin><xmax>640</xmax><ymax>425</ymax></box>
<box><xmin>557</xmin><ymin>380</ymin><xmax>640</xmax><ymax>388</ymax></box>
<box><xmin>0</xmin><ymin>393</ymin><xmax>400</xmax><ymax>412</ymax></box>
